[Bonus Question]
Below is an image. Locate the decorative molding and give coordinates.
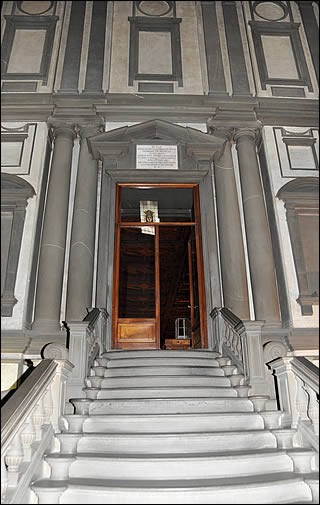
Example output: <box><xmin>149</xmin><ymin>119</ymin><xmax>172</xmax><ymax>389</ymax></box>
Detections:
<box><xmin>249</xmin><ymin>20</ymin><xmax>313</xmax><ymax>91</ymax></box>
<box><xmin>1</xmin><ymin>15</ymin><xmax>58</xmax><ymax>85</ymax></box>
<box><xmin>42</xmin><ymin>342</ymin><xmax>68</xmax><ymax>359</ymax></box>
<box><xmin>263</xmin><ymin>340</ymin><xmax>287</xmax><ymax>364</ymax></box>
<box><xmin>1</xmin><ymin>174</ymin><xmax>35</xmax><ymax>317</ymax></box>
<box><xmin>277</xmin><ymin>177</ymin><xmax>319</xmax><ymax>316</ymax></box>
<box><xmin>128</xmin><ymin>16</ymin><xmax>183</xmax><ymax>86</ymax></box>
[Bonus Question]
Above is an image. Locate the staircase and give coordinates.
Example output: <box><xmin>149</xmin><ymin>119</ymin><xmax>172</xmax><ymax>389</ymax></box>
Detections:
<box><xmin>30</xmin><ymin>350</ymin><xmax>318</xmax><ymax>504</ymax></box>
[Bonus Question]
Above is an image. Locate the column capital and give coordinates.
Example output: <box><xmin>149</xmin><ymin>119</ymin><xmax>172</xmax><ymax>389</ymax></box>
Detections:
<box><xmin>233</xmin><ymin>127</ymin><xmax>261</xmax><ymax>144</ymax></box>
<box><xmin>208</xmin><ymin>126</ymin><xmax>235</xmax><ymax>141</ymax></box>
<box><xmin>77</xmin><ymin>121</ymin><xmax>104</xmax><ymax>140</ymax></box>
<box><xmin>48</xmin><ymin>122</ymin><xmax>77</xmax><ymax>142</ymax></box>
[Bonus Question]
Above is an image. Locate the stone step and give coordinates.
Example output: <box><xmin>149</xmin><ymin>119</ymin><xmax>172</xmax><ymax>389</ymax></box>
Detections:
<box><xmin>31</xmin><ymin>473</ymin><xmax>315</xmax><ymax>504</ymax></box>
<box><xmin>102</xmin><ymin>350</ymin><xmax>221</xmax><ymax>359</ymax></box>
<box><xmin>83</xmin><ymin>386</ymin><xmax>238</xmax><ymax>400</ymax></box>
<box><xmin>102</xmin><ymin>366</ymin><xmax>226</xmax><ymax>377</ymax></box>
<box><xmin>86</xmin><ymin>375</ymin><xmax>231</xmax><ymax>388</ymax></box>
<box><xmin>105</xmin><ymin>357</ymin><xmax>220</xmax><ymax>368</ymax></box>
<box><xmin>57</xmin><ymin>430</ymin><xmax>277</xmax><ymax>455</ymax></box>
<box><xmin>87</xmin><ymin>397</ymin><xmax>254</xmax><ymax>415</ymax></box>
<box><xmin>45</xmin><ymin>450</ymin><xmax>296</xmax><ymax>481</ymax></box>
<box><xmin>61</xmin><ymin>411</ymin><xmax>265</xmax><ymax>434</ymax></box>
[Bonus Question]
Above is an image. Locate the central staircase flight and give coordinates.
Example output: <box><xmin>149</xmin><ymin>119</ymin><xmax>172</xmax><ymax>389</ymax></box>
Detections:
<box><xmin>29</xmin><ymin>349</ymin><xmax>318</xmax><ymax>504</ymax></box>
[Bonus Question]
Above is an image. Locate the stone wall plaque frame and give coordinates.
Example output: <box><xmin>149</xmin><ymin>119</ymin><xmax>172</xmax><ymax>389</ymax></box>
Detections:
<box><xmin>1</xmin><ymin>174</ymin><xmax>35</xmax><ymax>317</ymax></box>
<box><xmin>128</xmin><ymin>16</ymin><xmax>183</xmax><ymax>86</ymax></box>
<box><xmin>249</xmin><ymin>20</ymin><xmax>313</xmax><ymax>91</ymax></box>
<box><xmin>1</xmin><ymin>15</ymin><xmax>58</xmax><ymax>85</ymax></box>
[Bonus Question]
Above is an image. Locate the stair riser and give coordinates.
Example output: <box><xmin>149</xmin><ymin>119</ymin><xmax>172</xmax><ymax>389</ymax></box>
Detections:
<box><xmin>102</xmin><ymin>351</ymin><xmax>220</xmax><ymax>359</ymax></box>
<box><xmin>89</xmin><ymin>398</ymin><xmax>253</xmax><ymax>415</ymax></box>
<box><xmin>87</xmin><ymin>388</ymin><xmax>237</xmax><ymax>400</ymax></box>
<box><xmin>51</xmin><ymin>481</ymin><xmax>313</xmax><ymax>504</ymax></box>
<box><xmin>81</xmin><ymin>413</ymin><xmax>264</xmax><ymax>433</ymax></box>
<box><xmin>93</xmin><ymin>376</ymin><xmax>231</xmax><ymax>387</ymax></box>
<box><xmin>106</xmin><ymin>358</ymin><xmax>220</xmax><ymax>368</ymax></box>
<box><xmin>66</xmin><ymin>454</ymin><xmax>293</xmax><ymax>480</ymax></box>
<box><xmin>103</xmin><ymin>367</ymin><xmax>225</xmax><ymax>377</ymax></box>
<box><xmin>75</xmin><ymin>432</ymin><xmax>277</xmax><ymax>454</ymax></box>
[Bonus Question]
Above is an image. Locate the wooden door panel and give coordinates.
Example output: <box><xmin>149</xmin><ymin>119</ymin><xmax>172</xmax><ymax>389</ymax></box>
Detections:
<box><xmin>117</xmin><ymin>319</ymin><xmax>157</xmax><ymax>348</ymax></box>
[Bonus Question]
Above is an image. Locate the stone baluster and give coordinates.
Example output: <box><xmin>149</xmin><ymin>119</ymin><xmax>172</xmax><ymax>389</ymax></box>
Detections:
<box><xmin>234</xmin><ymin>127</ymin><xmax>280</xmax><ymax>324</ymax></box>
<box><xmin>20</xmin><ymin>416</ymin><xmax>36</xmax><ymax>462</ymax></box>
<box><xmin>211</xmin><ymin>129</ymin><xmax>250</xmax><ymax>320</ymax></box>
<box><xmin>1</xmin><ymin>455</ymin><xmax>8</xmax><ymax>501</ymax></box>
<box><xmin>32</xmin><ymin>399</ymin><xmax>46</xmax><ymax>441</ymax></box>
<box><xmin>5</xmin><ymin>436</ymin><xmax>23</xmax><ymax>487</ymax></box>
<box><xmin>43</xmin><ymin>386</ymin><xmax>54</xmax><ymax>424</ymax></box>
<box><xmin>33</xmin><ymin>124</ymin><xmax>76</xmax><ymax>333</ymax></box>
<box><xmin>295</xmin><ymin>376</ymin><xmax>309</xmax><ymax>425</ymax></box>
<box><xmin>306</xmin><ymin>386</ymin><xmax>319</xmax><ymax>435</ymax></box>
<box><xmin>65</xmin><ymin>121</ymin><xmax>103</xmax><ymax>321</ymax></box>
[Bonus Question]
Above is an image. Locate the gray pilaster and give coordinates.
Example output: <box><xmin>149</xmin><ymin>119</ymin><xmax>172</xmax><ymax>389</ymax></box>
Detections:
<box><xmin>212</xmin><ymin>130</ymin><xmax>250</xmax><ymax>319</ymax></box>
<box><xmin>59</xmin><ymin>1</ymin><xmax>86</xmax><ymax>93</ymax></box>
<box><xmin>32</xmin><ymin>125</ymin><xmax>76</xmax><ymax>332</ymax></box>
<box><xmin>65</xmin><ymin>123</ymin><xmax>102</xmax><ymax>321</ymax></box>
<box><xmin>201</xmin><ymin>1</ymin><xmax>228</xmax><ymax>96</ymax></box>
<box><xmin>234</xmin><ymin>128</ymin><xmax>280</xmax><ymax>324</ymax></box>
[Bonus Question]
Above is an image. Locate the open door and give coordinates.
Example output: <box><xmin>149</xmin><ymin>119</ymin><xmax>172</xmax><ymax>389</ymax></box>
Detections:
<box><xmin>112</xmin><ymin>184</ymin><xmax>207</xmax><ymax>349</ymax></box>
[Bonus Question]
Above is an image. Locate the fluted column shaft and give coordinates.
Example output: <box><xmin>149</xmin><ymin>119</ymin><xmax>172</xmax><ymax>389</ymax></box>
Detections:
<box><xmin>213</xmin><ymin>137</ymin><xmax>250</xmax><ymax>319</ymax></box>
<box><xmin>65</xmin><ymin>125</ymin><xmax>101</xmax><ymax>321</ymax></box>
<box><xmin>234</xmin><ymin>129</ymin><xmax>280</xmax><ymax>323</ymax></box>
<box><xmin>33</xmin><ymin>126</ymin><xmax>76</xmax><ymax>332</ymax></box>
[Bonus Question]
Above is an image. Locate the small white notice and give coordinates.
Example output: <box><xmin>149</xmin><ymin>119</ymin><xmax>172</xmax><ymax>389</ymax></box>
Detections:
<box><xmin>136</xmin><ymin>144</ymin><xmax>178</xmax><ymax>169</ymax></box>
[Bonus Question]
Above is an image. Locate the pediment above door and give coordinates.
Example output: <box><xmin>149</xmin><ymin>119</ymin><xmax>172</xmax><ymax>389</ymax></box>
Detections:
<box><xmin>88</xmin><ymin>119</ymin><xmax>224</xmax><ymax>171</ymax></box>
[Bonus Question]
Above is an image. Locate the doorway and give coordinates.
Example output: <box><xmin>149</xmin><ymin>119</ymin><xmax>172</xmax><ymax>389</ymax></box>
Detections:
<box><xmin>112</xmin><ymin>184</ymin><xmax>207</xmax><ymax>349</ymax></box>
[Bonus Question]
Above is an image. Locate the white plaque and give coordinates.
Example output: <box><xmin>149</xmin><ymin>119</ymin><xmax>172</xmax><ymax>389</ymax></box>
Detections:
<box><xmin>136</xmin><ymin>144</ymin><xmax>178</xmax><ymax>169</ymax></box>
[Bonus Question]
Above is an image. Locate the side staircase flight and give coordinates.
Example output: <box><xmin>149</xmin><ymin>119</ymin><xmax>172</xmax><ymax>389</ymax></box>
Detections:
<box><xmin>30</xmin><ymin>349</ymin><xmax>319</xmax><ymax>504</ymax></box>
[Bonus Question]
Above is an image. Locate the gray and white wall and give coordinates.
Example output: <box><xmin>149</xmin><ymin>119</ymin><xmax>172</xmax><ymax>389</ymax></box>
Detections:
<box><xmin>1</xmin><ymin>1</ymin><xmax>319</xmax><ymax>391</ymax></box>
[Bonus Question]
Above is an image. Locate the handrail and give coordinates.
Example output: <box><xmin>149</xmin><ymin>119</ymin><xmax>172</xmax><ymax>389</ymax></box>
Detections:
<box><xmin>1</xmin><ymin>358</ymin><xmax>73</xmax><ymax>504</ymax></box>
<box><xmin>269</xmin><ymin>356</ymin><xmax>319</xmax><ymax>450</ymax></box>
<box><xmin>1</xmin><ymin>360</ymin><xmax>57</xmax><ymax>449</ymax></box>
<box><xmin>211</xmin><ymin>307</ymin><xmax>268</xmax><ymax>398</ymax></box>
<box><xmin>65</xmin><ymin>307</ymin><xmax>108</xmax><ymax>403</ymax></box>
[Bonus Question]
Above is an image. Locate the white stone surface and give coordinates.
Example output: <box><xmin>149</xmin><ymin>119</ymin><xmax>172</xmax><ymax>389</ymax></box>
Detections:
<box><xmin>30</xmin><ymin>350</ymin><xmax>317</xmax><ymax>504</ymax></box>
<box><xmin>1</xmin><ymin>122</ymin><xmax>48</xmax><ymax>331</ymax></box>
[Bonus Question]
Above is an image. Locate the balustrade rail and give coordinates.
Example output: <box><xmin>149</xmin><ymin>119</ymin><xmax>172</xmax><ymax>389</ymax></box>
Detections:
<box><xmin>270</xmin><ymin>356</ymin><xmax>319</xmax><ymax>451</ymax></box>
<box><xmin>1</xmin><ymin>359</ymin><xmax>73</xmax><ymax>504</ymax></box>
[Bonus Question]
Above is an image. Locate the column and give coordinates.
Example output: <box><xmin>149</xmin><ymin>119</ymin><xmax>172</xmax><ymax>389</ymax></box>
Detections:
<box><xmin>213</xmin><ymin>130</ymin><xmax>250</xmax><ymax>319</ymax></box>
<box><xmin>65</xmin><ymin>123</ymin><xmax>101</xmax><ymax>321</ymax></box>
<box><xmin>33</xmin><ymin>125</ymin><xmax>76</xmax><ymax>332</ymax></box>
<box><xmin>234</xmin><ymin>128</ymin><xmax>280</xmax><ymax>323</ymax></box>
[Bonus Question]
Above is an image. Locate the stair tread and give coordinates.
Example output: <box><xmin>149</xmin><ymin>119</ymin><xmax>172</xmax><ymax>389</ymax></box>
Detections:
<box><xmin>47</xmin><ymin>448</ymin><xmax>296</xmax><ymax>460</ymax></box>
<box><xmin>32</xmin><ymin>472</ymin><xmax>318</xmax><ymax>489</ymax></box>
<box><xmin>86</xmin><ymin>385</ymin><xmax>234</xmax><ymax>390</ymax></box>
<box><xmin>62</xmin><ymin>429</ymin><xmax>275</xmax><ymax>436</ymax></box>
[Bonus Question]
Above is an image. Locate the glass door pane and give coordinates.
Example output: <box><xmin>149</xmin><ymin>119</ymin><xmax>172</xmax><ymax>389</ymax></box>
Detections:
<box><xmin>118</xmin><ymin>227</ymin><xmax>155</xmax><ymax>318</ymax></box>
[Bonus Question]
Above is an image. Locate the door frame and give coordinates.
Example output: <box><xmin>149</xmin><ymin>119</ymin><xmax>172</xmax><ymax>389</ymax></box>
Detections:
<box><xmin>96</xmin><ymin>169</ymin><xmax>222</xmax><ymax>351</ymax></box>
<box><xmin>111</xmin><ymin>182</ymin><xmax>208</xmax><ymax>349</ymax></box>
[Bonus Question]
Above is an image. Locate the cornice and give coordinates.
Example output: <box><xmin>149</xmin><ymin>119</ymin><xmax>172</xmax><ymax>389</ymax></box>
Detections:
<box><xmin>0</xmin><ymin>93</ymin><xmax>318</xmax><ymax>127</ymax></box>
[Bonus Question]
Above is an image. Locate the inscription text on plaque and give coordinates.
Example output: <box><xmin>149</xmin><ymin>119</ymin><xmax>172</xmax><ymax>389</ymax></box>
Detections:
<box><xmin>136</xmin><ymin>145</ymin><xmax>178</xmax><ymax>169</ymax></box>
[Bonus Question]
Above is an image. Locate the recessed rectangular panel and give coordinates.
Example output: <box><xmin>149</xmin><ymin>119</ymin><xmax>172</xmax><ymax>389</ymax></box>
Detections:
<box><xmin>288</xmin><ymin>145</ymin><xmax>316</xmax><ymax>170</ymax></box>
<box><xmin>7</xmin><ymin>29</ymin><xmax>46</xmax><ymax>74</ymax></box>
<box><xmin>1</xmin><ymin>212</ymin><xmax>13</xmax><ymax>296</ymax></box>
<box><xmin>138</xmin><ymin>31</ymin><xmax>172</xmax><ymax>74</ymax></box>
<box><xmin>1</xmin><ymin>141</ymin><xmax>23</xmax><ymax>166</ymax></box>
<box><xmin>117</xmin><ymin>320</ymin><xmax>156</xmax><ymax>342</ymax></box>
<box><xmin>261</xmin><ymin>35</ymin><xmax>299</xmax><ymax>79</ymax></box>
